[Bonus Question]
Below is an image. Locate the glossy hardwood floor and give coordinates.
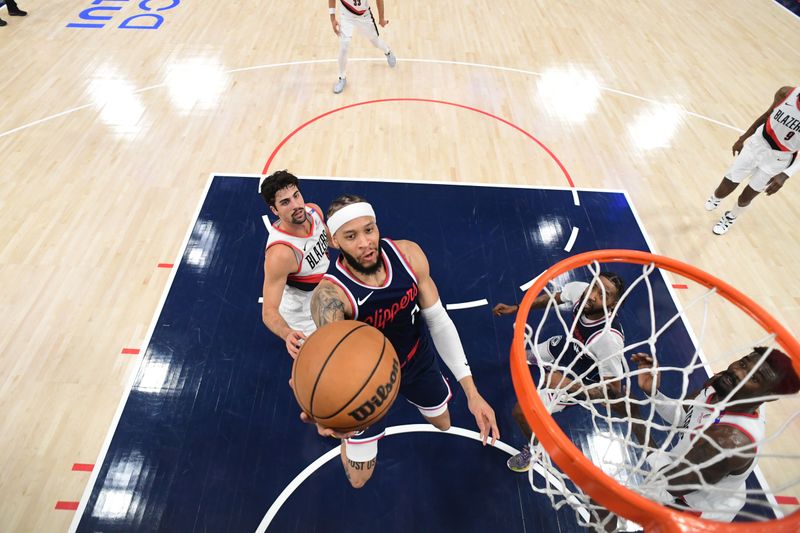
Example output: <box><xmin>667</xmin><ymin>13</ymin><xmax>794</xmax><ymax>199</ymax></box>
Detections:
<box><xmin>1</xmin><ymin>1</ymin><xmax>798</xmax><ymax>530</ymax></box>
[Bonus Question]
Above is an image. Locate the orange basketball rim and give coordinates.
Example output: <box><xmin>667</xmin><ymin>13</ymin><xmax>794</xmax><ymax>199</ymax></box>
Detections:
<box><xmin>510</xmin><ymin>249</ymin><xmax>800</xmax><ymax>533</ymax></box>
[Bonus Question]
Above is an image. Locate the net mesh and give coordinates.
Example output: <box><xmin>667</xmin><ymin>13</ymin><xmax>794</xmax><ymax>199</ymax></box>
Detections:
<box><xmin>517</xmin><ymin>257</ymin><xmax>800</xmax><ymax>532</ymax></box>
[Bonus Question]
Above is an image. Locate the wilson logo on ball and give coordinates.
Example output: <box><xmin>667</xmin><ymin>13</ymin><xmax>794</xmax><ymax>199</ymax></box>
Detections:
<box><xmin>347</xmin><ymin>359</ymin><xmax>400</xmax><ymax>422</ymax></box>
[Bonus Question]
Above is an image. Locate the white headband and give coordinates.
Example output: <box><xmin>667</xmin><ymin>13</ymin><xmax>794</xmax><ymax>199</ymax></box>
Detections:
<box><xmin>327</xmin><ymin>202</ymin><xmax>376</xmax><ymax>235</ymax></box>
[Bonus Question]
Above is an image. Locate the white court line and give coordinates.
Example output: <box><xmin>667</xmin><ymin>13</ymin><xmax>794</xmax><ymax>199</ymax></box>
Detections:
<box><xmin>520</xmin><ymin>273</ymin><xmax>542</xmax><ymax>292</ymax></box>
<box><xmin>563</xmin><ymin>226</ymin><xmax>579</xmax><ymax>252</ymax></box>
<box><xmin>67</xmin><ymin>173</ymin><xmax>217</xmax><ymax>532</ymax></box>
<box><xmin>254</xmin><ymin>424</ymin><xmax>589</xmax><ymax>532</ymax></box>
<box><xmin>446</xmin><ymin>299</ymin><xmax>488</xmax><ymax>310</ymax></box>
<box><xmin>0</xmin><ymin>58</ymin><xmax>745</xmax><ymax>140</ymax></box>
<box><xmin>229</xmin><ymin>172</ymin><xmax>630</xmax><ymax>195</ymax></box>
<box><xmin>572</xmin><ymin>189</ymin><xmax>581</xmax><ymax>206</ymax></box>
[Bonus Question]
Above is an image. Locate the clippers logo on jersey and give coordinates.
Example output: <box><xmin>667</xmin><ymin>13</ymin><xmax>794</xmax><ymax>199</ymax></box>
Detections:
<box><xmin>323</xmin><ymin>239</ymin><xmax>425</xmax><ymax>366</ymax></box>
<box><xmin>363</xmin><ymin>284</ymin><xmax>418</xmax><ymax>330</ymax></box>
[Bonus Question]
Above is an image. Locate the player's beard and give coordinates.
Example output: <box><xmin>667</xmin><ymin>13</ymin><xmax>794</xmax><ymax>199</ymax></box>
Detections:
<box><xmin>290</xmin><ymin>208</ymin><xmax>307</xmax><ymax>225</ymax></box>
<box><xmin>709</xmin><ymin>370</ymin><xmax>737</xmax><ymax>397</ymax></box>
<box><xmin>340</xmin><ymin>247</ymin><xmax>382</xmax><ymax>276</ymax></box>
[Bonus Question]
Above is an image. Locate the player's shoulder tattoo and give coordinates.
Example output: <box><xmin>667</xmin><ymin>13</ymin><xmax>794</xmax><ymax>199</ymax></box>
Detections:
<box><xmin>311</xmin><ymin>282</ymin><xmax>347</xmax><ymax>327</ymax></box>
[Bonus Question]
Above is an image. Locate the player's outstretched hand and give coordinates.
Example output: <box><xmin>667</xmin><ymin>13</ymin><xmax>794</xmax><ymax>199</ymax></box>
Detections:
<box><xmin>299</xmin><ymin>411</ymin><xmax>356</xmax><ymax>439</ymax></box>
<box><xmin>765</xmin><ymin>173</ymin><xmax>788</xmax><ymax>196</ymax></box>
<box><xmin>492</xmin><ymin>303</ymin><xmax>518</xmax><ymax>317</ymax></box>
<box><xmin>286</xmin><ymin>330</ymin><xmax>307</xmax><ymax>359</ymax></box>
<box><xmin>631</xmin><ymin>352</ymin><xmax>660</xmax><ymax>396</ymax></box>
<box><xmin>467</xmin><ymin>392</ymin><xmax>499</xmax><ymax>446</ymax></box>
<box><xmin>731</xmin><ymin>136</ymin><xmax>745</xmax><ymax>156</ymax></box>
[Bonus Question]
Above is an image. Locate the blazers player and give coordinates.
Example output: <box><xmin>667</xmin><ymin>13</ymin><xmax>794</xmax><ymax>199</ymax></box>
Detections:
<box><xmin>706</xmin><ymin>86</ymin><xmax>800</xmax><ymax>234</ymax></box>
<box><xmin>304</xmin><ymin>194</ymin><xmax>498</xmax><ymax>488</ymax></box>
<box><xmin>632</xmin><ymin>348</ymin><xmax>800</xmax><ymax>521</ymax></box>
<box><xmin>260</xmin><ymin>171</ymin><xmax>330</xmax><ymax>358</ymax></box>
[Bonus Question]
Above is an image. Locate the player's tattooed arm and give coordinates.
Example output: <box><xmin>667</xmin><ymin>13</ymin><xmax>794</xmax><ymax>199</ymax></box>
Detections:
<box><xmin>311</xmin><ymin>282</ymin><xmax>347</xmax><ymax>327</ymax></box>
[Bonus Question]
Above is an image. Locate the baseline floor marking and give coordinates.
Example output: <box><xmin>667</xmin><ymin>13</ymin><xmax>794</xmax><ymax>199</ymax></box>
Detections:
<box><xmin>254</xmin><ymin>424</ymin><xmax>589</xmax><ymax>532</ymax></box>
<box><xmin>67</xmin><ymin>174</ymin><xmax>217</xmax><ymax>533</ymax></box>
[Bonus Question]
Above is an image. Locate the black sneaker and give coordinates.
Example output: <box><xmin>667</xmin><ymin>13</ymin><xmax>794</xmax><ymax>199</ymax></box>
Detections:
<box><xmin>9</xmin><ymin>9</ymin><xmax>28</xmax><ymax>16</ymax></box>
<box><xmin>0</xmin><ymin>17</ymin><xmax>6</xmax><ymax>26</ymax></box>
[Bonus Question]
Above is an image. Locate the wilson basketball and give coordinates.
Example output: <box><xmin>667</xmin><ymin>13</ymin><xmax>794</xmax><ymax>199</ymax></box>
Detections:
<box><xmin>292</xmin><ymin>320</ymin><xmax>401</xmax><ymax>433</ymax></box>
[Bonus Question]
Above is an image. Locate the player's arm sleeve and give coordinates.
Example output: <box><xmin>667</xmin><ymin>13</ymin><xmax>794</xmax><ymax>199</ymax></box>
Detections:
<box><xmin>420</xmin><ymin>299</ymin><xmax>472</xmax><ymax>382</ymax></box>
<box><xmin>558</xmin><ymin>281</ymin><xmax>588</xmax><ymax>307</ymax></box>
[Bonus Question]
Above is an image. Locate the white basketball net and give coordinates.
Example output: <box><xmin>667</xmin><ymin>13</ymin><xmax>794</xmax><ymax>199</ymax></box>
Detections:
<box><xmin>519</xmin><ymin>260</ymin><xmax>800</xmax><ymax>532</ymax></box>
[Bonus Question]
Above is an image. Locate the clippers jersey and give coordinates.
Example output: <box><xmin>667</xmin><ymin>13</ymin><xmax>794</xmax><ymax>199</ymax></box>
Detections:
<box><xmin>648</xmin><ymin>387</ymin><xmax>765</xmax><ymax>521</ymax></box>
<box><xmin>265</xmin><ymin>206</ymin><xmax>329</xmax><ymax>291</ymax></box>
<box><xmin>323</xmin><ymin>239</ymin><xmax>429</xmax><ymax>370</ymax></box>
<box><xmin>764</xmin><ymin>86</ymin><xmax>800</xmax><ymax>153</ymax></box>
<box><xmin>541</xmin><ymin>281</ymin><xmax>625</xmax><ymax>383</ymax></box>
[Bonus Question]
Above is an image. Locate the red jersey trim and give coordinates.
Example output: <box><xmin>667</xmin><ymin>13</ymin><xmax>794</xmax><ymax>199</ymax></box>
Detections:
<box><xmin>288</xmin><ymin>272</ymin><xmax>325</xmax><ymax>283</ymax></box>
<box><xmin>339</xmin><ymin>0</ymin><xmax>367</xmax><ymax>16</ymax></box>
<box><xmin>765</xmin><ymin>120</ymin><xmax>791</xmax><ymax>152</ymax></box>
<box><xmin>384</xmin><ymin>238</ymin><xmax>419</xmax><ymax>283</ymax></box>
<box><xmin>399</xmin><ymin>339</ymin><xmax>421</xmax><ymax>368</ymax></box>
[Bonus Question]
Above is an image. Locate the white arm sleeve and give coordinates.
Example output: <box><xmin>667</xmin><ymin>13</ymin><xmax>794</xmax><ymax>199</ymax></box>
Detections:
<box><xmin>558</xmin><ymin>281</ymin><xmax>589</xmax><ymax>307</ymax></box>
<box><xmin>586</xmin><ymin>331</ymin><xmax>625</xmax><ymax>379</ymax></box>
<box><xmin>420</xmin><ymin>299</ymin><xmax>472</xmax><ymax>382</ymax></box>
<box><xmin>652</xmin><ymin>390</ymin><xmax>685</xmax><ymax>427</ymax></box>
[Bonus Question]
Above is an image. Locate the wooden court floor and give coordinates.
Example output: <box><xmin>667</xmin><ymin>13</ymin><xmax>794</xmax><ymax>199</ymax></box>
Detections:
<box><xmin>0</xmin><ymin>1</ymin><xmax>799</xmax><ymax>530</ymax></box>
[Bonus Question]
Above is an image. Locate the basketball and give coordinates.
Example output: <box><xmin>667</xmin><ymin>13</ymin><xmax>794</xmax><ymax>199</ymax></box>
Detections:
<box><xmin>292</xmin><ymin>320</ymin><xmax>401</xmax><ymax>433</ymax></box>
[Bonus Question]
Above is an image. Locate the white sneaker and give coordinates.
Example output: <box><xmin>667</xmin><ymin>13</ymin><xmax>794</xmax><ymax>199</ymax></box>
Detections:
<box><xmin>704</xmin><ymin>196</ymin><xmax>721</xmax><ymax>211</ymax></box>
<box><xmin>333</xmin><ymin>77</ymin><xmax>346</xmax><ymax>94</ymax></box>
<box><xmin>386</xmin><ymin>51</ymin><xmax>396</xmax><ymax>68</ymax></box>
<box><xmin>713</xmin><ymin>211</ymin><xmax>736</xmax><ymax>235</ymax></box>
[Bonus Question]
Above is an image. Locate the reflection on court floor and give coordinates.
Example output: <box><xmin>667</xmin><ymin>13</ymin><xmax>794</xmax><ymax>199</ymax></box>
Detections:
<box><xmin>72</xmin><ymin>176</ymin><xmax>768</xmax><ymax>532</ymax></box>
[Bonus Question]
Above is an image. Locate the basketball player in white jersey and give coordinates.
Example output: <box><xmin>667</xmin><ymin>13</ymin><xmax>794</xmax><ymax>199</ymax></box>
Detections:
<box><xmin>632</xmin><ymin>348</ymin><xmax>800</xmax><ymax>520</ymax></box>
<box><xmin>705</xmin><ymin>86</ymin><xmax>800</xmax><ymax>235</ymax></box>
<box><xmin>328</xmin><ymin>0</ymin><xmax>396</xmax><ymax>94</ymax></box>
<box><xmin>259</xmin><ymin>170</ymin><xmax>330</xmax><ymax>358</ymax></box>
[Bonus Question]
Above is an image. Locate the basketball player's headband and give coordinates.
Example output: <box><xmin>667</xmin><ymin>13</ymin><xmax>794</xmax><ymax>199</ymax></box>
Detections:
<box><xmin>327</xmin><ymin>202</ymin><xmax>376</xmax><ymax>235</ymax></box>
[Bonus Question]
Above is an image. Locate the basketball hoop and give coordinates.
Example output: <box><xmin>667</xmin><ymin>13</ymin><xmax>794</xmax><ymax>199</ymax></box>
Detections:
<box><xmin>510</xmin><ymin>249</ymin><xmax>800</xmax><ymax>532</ymax></box>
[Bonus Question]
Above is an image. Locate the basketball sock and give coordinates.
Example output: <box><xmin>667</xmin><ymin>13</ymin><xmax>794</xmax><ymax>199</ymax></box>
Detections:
<box><xmin>729</xmin><ymin>203</ymin><xmax>749</xmax><ymax>218</ymax></box>
<box><xmin>709</xmin><ymin>193</ymin><xmax>721</xmax><ymax>202</ymax></box>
